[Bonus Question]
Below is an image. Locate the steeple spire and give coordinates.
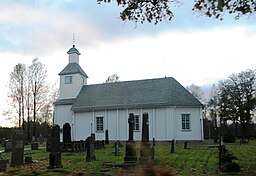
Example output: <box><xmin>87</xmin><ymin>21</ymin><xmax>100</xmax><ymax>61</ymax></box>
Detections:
<box><xmin>73</xmin><ymin>33</ymin><xmax>75</xmax><ymax>46</ymax></box>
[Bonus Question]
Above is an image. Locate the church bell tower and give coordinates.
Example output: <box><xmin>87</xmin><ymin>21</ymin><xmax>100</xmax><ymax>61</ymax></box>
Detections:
<box><xmin>58</xmin><ymin>45</ymin><xmax>88</xmax><ymax>99</ymax></box>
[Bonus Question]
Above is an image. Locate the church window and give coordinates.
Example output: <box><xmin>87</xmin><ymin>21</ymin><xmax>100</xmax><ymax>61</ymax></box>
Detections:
<box><xmin>134</xmin><ymin>115</ymin><xmax>139</xmax><ymax>131</ymax></box>
<box><xmin>65</xmin><ymin>76</ymin><xmax>73</xmax><ymax>84</ymax></box>
<box><xmin>96</xmin><ymin>116</ymin><xmax>104</xmax><ymax>132</ymax></box>
<box><xmin>181</xmin><ymin>114</ymin><xmax>190</xmax><ymax>130</ymax></box>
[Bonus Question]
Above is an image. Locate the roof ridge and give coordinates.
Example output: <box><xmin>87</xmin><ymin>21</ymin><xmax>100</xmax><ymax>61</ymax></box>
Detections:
<box><xmin>86</xmin><ymin>77</ymin><xmax>174</xmax><ymax>87</ymax></box>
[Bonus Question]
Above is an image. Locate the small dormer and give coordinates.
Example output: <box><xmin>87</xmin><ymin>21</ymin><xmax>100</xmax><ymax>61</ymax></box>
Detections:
<box><xmin>58</xmin><ymin>45</ymin><xmax>88</xmax><ymax>99</ymax></box>
<box><xmin>67</xmin><ymin>45</ymin><xmax>80</xmax><ymax>64</ymax></box>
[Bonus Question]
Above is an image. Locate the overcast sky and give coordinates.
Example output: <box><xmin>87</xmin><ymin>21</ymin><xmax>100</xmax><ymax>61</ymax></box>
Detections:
<box><xmin>0</xmin><ymin>1</ymin><xmax>255</xmax><ymax>126</ymax></box>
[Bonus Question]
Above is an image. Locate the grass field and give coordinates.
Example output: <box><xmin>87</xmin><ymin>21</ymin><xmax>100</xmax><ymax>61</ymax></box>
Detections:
<box><xmin>0</xmin><ymin>140</ymin><xmax>255</xmax><ymax>175</ymax></box>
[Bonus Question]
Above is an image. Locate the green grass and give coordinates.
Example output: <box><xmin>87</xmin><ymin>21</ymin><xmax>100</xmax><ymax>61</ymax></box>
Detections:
<box><xmin>0</xmin><ymin>140</ymin><xmax>255</xmax><ymax>175</ymax></box>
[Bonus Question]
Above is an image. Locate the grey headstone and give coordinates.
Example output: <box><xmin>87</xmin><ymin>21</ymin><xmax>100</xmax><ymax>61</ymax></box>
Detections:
<box><xmin>105</xmin><ymin>130</ymin><xmax>109</xmax><ymax>144</ymax></box>
<box><xmin>86</xmin><ymin>136</ymin><xmax>96</xmax><ymax>162</ymax></box>
<box><xmin>4</xmin><ymin>139</ymin><xmax>11</xmax><ymax>152</ymax></box>
<box><xmin>140</xmin><ymin>113</ymin><xmax>151</xmax><ymax>164</ymax></box>
<box><xmin>153</xmin><ymin>138</ymin><xmax>156</xmax><ymax>146</ymax></box>
<box><xmin>25</xmin><ymin>156</ymin><xmax>32</xmax><ymax>164</ymax></box>
<box><xmin>11</xmin><ymin>130</ymin><xmax>24</xmax><ymax>166</ymax></box>
<box><xmin>48</xmin><ymin>125</ymin><xmax>62</xmax><ymax>169</ymax></box>
<box><xmin>114</xmin><ymin>141</ymin><xmax>120</xmax><ymax>156</ymax></box>
<box><xmin>0</xmin><ymin>159</ymin><xmax>9</xmax><ymax>172</ymax></box>
<box><xmin>63</xmin><ymin>123</ymin><xmax>71</xmax><ymax>143</ymax></box>
<box><xmin>184</xmin><ymin>141</ymin><xmax>188</xmax><ymax>149</ymax></box>
<box><xmin>128</xmin><ymin>113</ymin><xmax>134</xmax><ymax>141</ymax></box>
<box><xmin>124</xmin><ymin>113</ymin><xmax>137</xmax><ymax>163</ymax></box>
<box><xmin>170</xmin><ymin>139</ymin><xmax>175</xmax><ymax>154</ymax></box>
<box><xmin>31</xmin><ymin>142</ymin><xmax>39</xmax><ymax>150</ymax></box>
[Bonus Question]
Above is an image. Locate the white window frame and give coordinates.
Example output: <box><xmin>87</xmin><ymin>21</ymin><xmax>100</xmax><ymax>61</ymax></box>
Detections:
<box><xmin>134</xmin><ymin>115</ymin><xmax>140</xmax><ymax>131</ymax></box>
<box><xmin>65</xmin><ymin>76</ymin><xmax>73</xmax><ymax>84</ymax></box>
<box><xmin>181</xmin><ymin>114</ymin><xmax>191</xmax><ymax>131</ymax></box>
<box><xmin>96</xmin><ymin>116</ymin><xmax>104</xmax><ymax>132</ymax></box>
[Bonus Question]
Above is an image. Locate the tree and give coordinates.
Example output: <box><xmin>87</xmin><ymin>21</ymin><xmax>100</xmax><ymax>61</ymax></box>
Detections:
<box><xmin>7</xmin><ymin>64</ymin><xmax>26</xmax><ymax>127</ymax></box>
<box><xmin>193</xmin><ymin>0</ymin><xmax>256</xmax><ymax>20</ymax></box>
<box><xmin>105</xmin><ymin>74</ymin><xmax>120</xmax><ymax>83</ymax></box>
<box><xmin>186</xmin><ymin>84</ymin><xmax>205</xmax><ymax>104</ymax></box>
<box><xmin>97</xmin><ymin>0</ymin><xmax>256</xmax><ymax>24</ymax></box>
<box><xmin>29</xmin><ymin>58</ymin><xmax>48</xmax><ymax>141</ymax></box>
<box><xmin>25</xmin><ymin>65</ymin><xmax>33</xmax><ymax>142</ymax></box>
<box><xmin>218</xmin><ymin>69</ymin><xmax>256</xmax><ymax>142</ymax></box>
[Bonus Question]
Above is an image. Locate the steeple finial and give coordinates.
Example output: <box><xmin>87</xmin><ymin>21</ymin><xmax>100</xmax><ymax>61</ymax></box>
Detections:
<box><xmin>73</xmin><ymin>33</ymin><xmax>75</xmax><ymax>47</ymax></box>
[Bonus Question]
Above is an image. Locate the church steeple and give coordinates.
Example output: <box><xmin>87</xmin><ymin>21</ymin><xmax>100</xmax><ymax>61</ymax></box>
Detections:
<box><xmin>67</xmin><ymin>45</ymin><xmax>80</xmax><ymax>64</ymax></box>
<box><xmin>58</xmin><ymin>45</ymin><xmax>88</xmax><ymax>99</ymax></box>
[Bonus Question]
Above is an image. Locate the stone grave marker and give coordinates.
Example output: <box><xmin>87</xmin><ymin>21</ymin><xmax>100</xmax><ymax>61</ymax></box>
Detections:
<box><xmin>105</xmin><ymin>129</ymin><xmax>109</xmax><ymax>144</ymax></box>
<box><xmin>48</xmin><ymin>124</ymin><xmax>62</xmax><ymax>169</ymax></box>
<box><xmin>1</xmin><ymin>138</ymin><xmax>6</xmax><ymax>147</ymax></box>
<box><xmin>38</xmin><ymin>134</ymin><xmax>43</xmax><ymax>144</ymax></box>
<box><xmin>91</xmin><ymin>133</ymin><xmax>95</xmax><ymax>142</ymax></box>
<box><xmin>86</xmin><ymin>136</ymin><xmax>96</xmax><ymax>162</ymax></box>
<box><xmin>4</xmin><ymin>139</ymin><xmax>11</xmax><ymax>152</ymax></box>
<box><xmin>11</xmin><ymin>130</ymin><xmax>24</xmax><ymax>166</ymax></box>
<box><xmin>46</xmin><ymin>134</ymin><xmax>51</xmax><ymax>152</ymax></box>
<box><xmin>31</xmin><ymin>142</ymin><xmax>39</xmax><ymax>150</ymax></box>
<box><xmin>139</xmin><ymin>113</ymin><xmax>151</xmax><ymax>164</ymax></box>
<box><xmin>24</xmin><ymin>156</ymin><xmax>33</xmax><ymax>164</ymax></box>
<box><xmin>124</xmin><ymin>113</ymin><xmax>137</xmax><ymax>163</ymax></box>
<box><xmin>63</xmin><ymin>123</ymin><xmax>71</xmax><ymax>143</ymax></box>
<box><xmin>153</xmin><ymin>138</ymin><xmax>156</xmax><ymax>146</ymax></box>
<box><xmin>184</xmin><ymin>141</ymin><xmax>188</xmax><ymax>149</ymax></box>
<box><xmin>0</xmin><ymin>159</ymin><xmax>9</xmax><ymax>172</ymax></box>
<box><xmin>114</xmin><ymin>141</ymin><xmax>120</xmax><ymax>156</ymax></box>
<box><xmin>151</xmin><ymin>146</ymin><xmax>155</xmax><ymax>160</ymax></box>
<box><xmin>170</xmin><ymin>139</ymin><xmax>175</xmax><ymax>154</ymax></box>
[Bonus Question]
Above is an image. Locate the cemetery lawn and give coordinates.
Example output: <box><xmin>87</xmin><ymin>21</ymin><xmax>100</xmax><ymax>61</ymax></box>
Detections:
<box><xmin>0</xmin><ymin>140</ymin><xmax>255</xmax><ymax>175</ymax></box>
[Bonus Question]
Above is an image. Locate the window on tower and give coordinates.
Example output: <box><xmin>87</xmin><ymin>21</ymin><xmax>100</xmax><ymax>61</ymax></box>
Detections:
<box><xmin>65</xmin><ymin>76</ymin><xmax>73</xmax><ymax>84</ymax></box>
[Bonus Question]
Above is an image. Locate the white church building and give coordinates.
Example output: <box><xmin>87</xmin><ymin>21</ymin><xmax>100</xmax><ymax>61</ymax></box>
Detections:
<box><xmin>53</xmin><ymin>45</ymin><xmax>204</xmax><ymax>142</ymax></box>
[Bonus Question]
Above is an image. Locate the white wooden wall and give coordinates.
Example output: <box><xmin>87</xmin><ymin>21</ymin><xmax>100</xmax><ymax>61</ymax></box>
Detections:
<box><xmin>71</xmin><ymin>106</ymin><xmax>203</xmax><ymax>141</ymax></box>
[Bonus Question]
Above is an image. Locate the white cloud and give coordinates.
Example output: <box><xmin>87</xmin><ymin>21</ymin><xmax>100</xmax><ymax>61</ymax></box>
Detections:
<box><xmin>82</xmin><ymin>25</ymin><xmax>256</xmax><ymax>86</ymax></box>
<box><xmin>0</xmin><ymin>3</ymin><xmax>106</xmax><ymax>55</ymax></box>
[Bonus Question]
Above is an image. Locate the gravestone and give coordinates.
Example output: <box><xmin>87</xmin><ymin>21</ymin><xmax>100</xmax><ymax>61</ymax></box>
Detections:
<box><xmin>31</xmin><ymin>142</ymin><xmax>39</xmax><ymax>150</ymax></box>
<box><xmin>86</xmin><ymin>136</ymin><xmax>96</xmax><ymax>162</ymax></box>
<box><xmin>0</xmin><ymin>159</ymin><xmax>9</xmax><ymax>172</ymax></box>
<box><xmin>63</xmin><ymin>123</ymin><xmax>71</xmax><ymax>143</ymax></box>
<box><xmin>25</xmin><ymin>156</ymin><xmax>32</xmax><ymax>164</ymax></box>
<box><xmin>11</xmin><ymin>130</ymin><xmax>24</xmax><ymax>166</ymax></box>
<box><xmin>1</xmin><ymin>138</ymin><xmax>6</xmax><ymax>147</ymax></box>
<box><xmin>114</xmin><ymin>141</ymin><xmax>120</xmax><ymax>156</ymax></box>
<box><xmin>140</xmin><ymin>113</ymin><xmax>151</xmax><ymax>164</ymax></box>
<box><xmin>184</xmin><ymin>141</ymin><xmax>187</xmax><ymax>149</ymax></box>
<box><xmin>124</xmin><ymin>113</ymin><xmax>137</xmax><ymax>163</ymax></box>
<box><xmin>48</xmin><ymin>124</ymin><xmax>62</xmax><ymax>169</ymax></box>
<box><xmin>151</xmin><ymin>146</ymin><xmax>155</xmax><ymax>160</ymax></box>
<box><xmin>170</xmin><ymin>139</ymin><xmax>175</xmax><ymax>154</ymax></box>
<box><xmin>4</xmin><ymin>139</ymin><xmax>11</xmax><ymax>152</ymax></box>
<box><xmin>46</xmin><ymin>134</ymin><xmax>51</xmax><ymax>152</ymax></box>
<box><xmin>91</xmin><ymin>133</ymin><xmax>95</xmax><ymax>143</ymax></box>
<box><xmin>38</xmin><ymin>134</ymin><xmax>43</xmax><ymax>144</ymax></box>
<box><xmin>105</xmin><ymin>130</ymin><xmax>109</xmax><ymax>145</ymax></box>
